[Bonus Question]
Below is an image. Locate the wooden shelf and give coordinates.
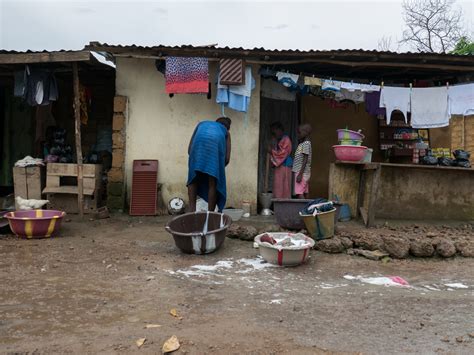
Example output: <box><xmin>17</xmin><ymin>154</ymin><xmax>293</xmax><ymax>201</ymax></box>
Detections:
<box><xmin>43</xmin><ymin>186</ymin><xmax>95</xmax><ymax>196</ymax></box>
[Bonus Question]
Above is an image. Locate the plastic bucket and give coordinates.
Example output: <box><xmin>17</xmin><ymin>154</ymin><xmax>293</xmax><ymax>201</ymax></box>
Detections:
<box><xmin>300</xmin><ymin>208</ymin><xmax>336</xmax><ymax>240</ymax></box>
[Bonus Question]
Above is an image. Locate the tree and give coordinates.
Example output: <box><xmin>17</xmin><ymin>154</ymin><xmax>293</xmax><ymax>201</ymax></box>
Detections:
<box><xmin>378</xmin><ymin>36</ymin><xmax>394</xmax><ymax>51</ymax></box>
<box><xmin>450</xmin><ymin>36</ymin><xmax>474</xmax><ymax>55</ymax></box>
<box><xmin>401</xmin><ymin>0</ymin><xmax>466</xmax><ymax>53</ymax></box>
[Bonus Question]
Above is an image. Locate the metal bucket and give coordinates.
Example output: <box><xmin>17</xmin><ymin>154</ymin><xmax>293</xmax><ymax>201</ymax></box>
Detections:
<box><xmin>300</xmin><ymin>208</ymin><xmax>336</xmax><ymax>240</ymax></box>
<box><xmin>165</xmin><ymin>212</ymin><xmax>232</xmax><ymax>254</ymax></box>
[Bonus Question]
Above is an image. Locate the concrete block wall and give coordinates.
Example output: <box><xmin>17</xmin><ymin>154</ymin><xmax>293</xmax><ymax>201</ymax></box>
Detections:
<box><xmin>107</xmin><ymin>96</ymin><xmax>127</xmax><ymax>211</ymax></box>
<box><xmin>450</xmin><ymin>115</ymin><xmax>474</xmax><ymax>153</ymax></box>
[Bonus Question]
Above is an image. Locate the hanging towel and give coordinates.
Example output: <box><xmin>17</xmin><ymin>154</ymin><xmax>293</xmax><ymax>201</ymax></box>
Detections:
<box><xmin>335</xmin><ymin>89</ymin><xmax>365</xmax><ymax>104</ymax></box>
<box><xmin>219</xmin><ymin>58</ymin><xmax>245</xmax><ymax>85</ymax></box>
<box><xmin>411</xmin><ymin>87</ymin><xmax>449</xmax><ymax>129</ymax></box>
<box><xmin>304</xmin><ymin>76</ymin><xmax>322</xmax><ymax>86</ymax></box>
<box><xmin>359</xmin><ymin>83</ymin><xmax>381</xmax><ymax>92</ymax></box>
<box><xmin>261</xmin><ymin>78</ymin><xmax>296</xmax><ymax>102</ymax></box>
<box><xmin>165</xmin><ymin>57</ymin><xmax>209</xmax><ymax>94</ymax></box>
<box><xmin>448</xmin><ymin>83</ymin><xmax>474</xmax><ymax>116</ymax></box>
<box><xmin>379</xmin><ymin>87</ymin><xmax>411</xmax><ymax>124</ymax></box>
<box><xmin>321</xmin><ymin>79</ymin><xmax>342</xmax><ymax>91</ymax></box>
<box><xmin>365</xmin><ymin>91</ymin><xmax>386</xmax><ymax>116</ymax></box>
<box><xmin>216</xmin><ymin>66</ymin><xmax>254</xmax><ymax>113</ymax></box>
<box><xmin>276</xmin><ymin>71</ymin><xmax>299</xmax><ymax>88</ymax></box>
<box><xmin>341</xmin><ymin>82</ymin><xmax>362</xmax><ymax>92</ymax></box>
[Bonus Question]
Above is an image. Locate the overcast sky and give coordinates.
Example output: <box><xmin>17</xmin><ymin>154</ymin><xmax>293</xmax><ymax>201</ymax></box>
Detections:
<box><xmin>0</xmin><ymin>0</ymin><xmax>472</xmax><ymax>52</ymax></box>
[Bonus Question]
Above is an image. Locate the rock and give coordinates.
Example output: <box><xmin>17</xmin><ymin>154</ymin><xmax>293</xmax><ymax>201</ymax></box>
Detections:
<box><xmin>339</xmin><ymin>236</ymin><xmax>353</xmax><ymax>249</ymax></box>
<box><xmin>426</xmin><ymin>232</ymin><xmax>438</xmax><ymax>238</ymax></box>
<box><xmin>410</xmin><ymin>239</ymin><xmax>435</xmax><ymax>257</ymax></box>
<box><xmin>455</xmin><ymin>241</ymin><xmax>474</xmax><ymax>257</ymax></box>
<box><xmin>436</xmin><ymin>239</ymin><xmax>456</xmax><ymax>258</ymax></box>
<box><xmin>352</xmin><ymin>249</ymin><xmax>389</xmax><ymax>261</ymax></box>
<box><xmin>315</xmin><ymin>237</ymin><xmax>345</xmax><ymax>253</ymax></box>
<box><xmin>226</xmin><ymin>224</ymin><xmax>241</xmax><ymax>239</ymax></box>
<box><xmin>383</xmin><ymin>237</ymin><xmax>410</xmax><ymax>259</ymax></box>
<box><xmin>238</xmin><ymin>225</ymin><xmax>258</xmax><ymax>241</ymax></box>
<box><xmin>352</xmin><ymin>234</ymin><xmax>384</xmax><ymax>251</ymax></box>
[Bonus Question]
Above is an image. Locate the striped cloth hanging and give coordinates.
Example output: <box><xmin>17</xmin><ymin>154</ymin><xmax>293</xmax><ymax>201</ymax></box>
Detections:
<box><xmin>219</xmin><ymin>59</ymin><xmax>245</xmax><ymax>86</ymax></box>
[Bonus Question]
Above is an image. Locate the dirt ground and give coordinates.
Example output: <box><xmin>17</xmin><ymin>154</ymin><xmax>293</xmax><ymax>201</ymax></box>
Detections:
<box><xmin>1</xmin><ymin>215</ymin><xmax>473</xmax><ymax>354</ymax></box>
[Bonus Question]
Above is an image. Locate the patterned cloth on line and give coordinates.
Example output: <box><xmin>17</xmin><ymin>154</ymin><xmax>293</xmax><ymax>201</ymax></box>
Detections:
<box><xmin>165</xmin><ymin>57</ymin><xmax>209</xmax><ymax>94</ymax></box>
<box><xmin>187</xmin><ymin>121</ymin><xmax>228</xmax><ymax>211</ymax></box>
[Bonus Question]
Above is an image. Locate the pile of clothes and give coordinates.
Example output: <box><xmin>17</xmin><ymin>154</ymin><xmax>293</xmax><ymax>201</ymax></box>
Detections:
<box><xmin>300</xmin><ymin>199</ymin><xmax>335</xmax><ymax>216</ymax></box>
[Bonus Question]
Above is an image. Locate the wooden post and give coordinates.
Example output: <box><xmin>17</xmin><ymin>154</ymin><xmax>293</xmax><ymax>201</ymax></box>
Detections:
<box><xmin>72</xmin><ymin>62</ymin><xmax>84</xmax><ymax>218</ymax></box>
<box><xmin>264</xmin><ymin>153</ymin><xmax>270</xmax><ymax>193</ymax></box>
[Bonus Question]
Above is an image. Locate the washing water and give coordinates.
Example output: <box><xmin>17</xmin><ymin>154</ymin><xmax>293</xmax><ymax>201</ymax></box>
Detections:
<box><xmin>202</xmin><ymin>211</ymin><xmax>210</xmax><ymax>234</ymax></box>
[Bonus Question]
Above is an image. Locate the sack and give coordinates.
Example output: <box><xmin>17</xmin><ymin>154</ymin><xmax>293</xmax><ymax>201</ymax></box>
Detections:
<box><xmin>421</xmin><ymin>155</ymin><xmax>438</xmax><ymax>165</ymax></box>
<box><xmin>437</xmin><ymin>157</ymin><xmax>454</xmax><ymax>166</ymax></box>
<box><xmin>453</xmin><ymin>149</ymin><xmax>470</xmax><ymax>160</ymax></box>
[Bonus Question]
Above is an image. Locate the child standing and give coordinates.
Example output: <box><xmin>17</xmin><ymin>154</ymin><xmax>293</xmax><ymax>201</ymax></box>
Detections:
<box><xmin>292</xmin><ymin>124</ymin><xmax>312</xmax><ymax>199</ymax></box>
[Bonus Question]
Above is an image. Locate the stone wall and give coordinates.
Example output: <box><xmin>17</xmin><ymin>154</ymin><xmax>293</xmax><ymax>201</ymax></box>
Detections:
<box><xmin>107</xmin><ymin>96</ymin><xmax>127</xmax><ymax>211</ymax></box>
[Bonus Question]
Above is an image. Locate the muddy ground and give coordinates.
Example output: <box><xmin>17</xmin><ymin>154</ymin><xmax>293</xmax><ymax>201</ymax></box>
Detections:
<box><xmin>0</xmin><ymin>215</ymin><xmax>473</xmax><ymax>354</ymax></box>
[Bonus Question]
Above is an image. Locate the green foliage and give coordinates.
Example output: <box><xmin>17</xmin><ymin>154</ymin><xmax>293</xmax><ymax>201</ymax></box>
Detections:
<box><xmin>450</xmin><ymin>37</ymin><xmax>474</xmax><ymax>55</ymax></box>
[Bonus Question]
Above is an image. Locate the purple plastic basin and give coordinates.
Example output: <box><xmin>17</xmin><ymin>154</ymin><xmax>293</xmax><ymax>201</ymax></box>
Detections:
<box><xmin>337</xmin><ymin>129</ymin><xmax>365</xmax><ymax>141</ymax></box>
<box><xmin>5</xmin><ymin>210</ymin><xmax>66</xmax><ymax>239</ymax></box>
<box><xmin>272</xmin><ymin>199</ymin><xmax>312</xmax><ymax>230</ymax></box>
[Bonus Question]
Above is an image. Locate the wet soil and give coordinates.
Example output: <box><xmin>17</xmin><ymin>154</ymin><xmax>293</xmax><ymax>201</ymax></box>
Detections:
<box><xmin>0</xmin><ymin>215</ymin><xmax>473</xmax><ymax>354</ymax></box>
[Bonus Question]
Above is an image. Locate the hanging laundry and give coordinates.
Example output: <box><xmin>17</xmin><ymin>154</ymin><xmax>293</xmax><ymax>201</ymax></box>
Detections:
<box><xmin>321</xmin><ymin>79</ymin><xmax>342</xmax><ymax>91</ymax></box>
<box><xmin>13</xmin><ymin>70</ymin><xmax>27</xmax><ymax>98</ymax></box>
<box><xmin>24</xmin><ymin>68</ymin><xmax>59</xmax><ymax>106</ymax></box>
<box><xmin>219</xmin><ymin>59</ymin><xmax>245</xmax><ymax>85</ymax></box>
<box><xmin>411</xmin><ymin>87</ymin><xmax>449</xmax><ymax>129</ymax></box>
<box><xmin>341</xmin><ymin>82</ymin><xmax>362</xmax><ymax>92</ymax></box>
<box><xmin>79</xmin><ymin>84</ymin><xmax>92</xmax><ymax>125</ymax></box>
<box><xmin>365</xmin><ymin>91</ymin><xmax>386</xmax><ymax>116</ymax></box>
<box><xmin>216</xmin><ymin>66</ymin><xmax>254</xmax><ymax>113</ymax></box>
<box><xmin>165</xmin><ymin>57</ymin><xmax>209</xmax><ymax>94</ymax></box>
<box><xmin>304</xmin><ymin>76</ymin><xmax>322</xmax><ymax>86</ymax></box>
<box><xmin>335</xmin><ymin>89</ymin><xmax>365</xmax><ymax>104</ymax></box>
<box><xmin>359</xmin><ymin>83</ymin><xmax>381</xmax><ymax>92</ymax></box>
<box><xmin>261</xmin><ymin>78</ymin><xmax>296</xmax><ymax>102</ymax></box>
<box><xmin>259</xmin><ymin>67</ymin><xmax>276</xmax><ymax>78</ymax></box>
<box><xmin>379</xmin><ymin>87</ymin><xmax>411</xmax><ymax>124</ymax></box>
<box><xmin>276</xmin><ymin>71</ymin><xmax>299</xmax><ymax>88</ymax></box>
<box><xmin>448</xmin><ymin>83</ymin><xmax>474</xmax><ymax>116</ymax></box>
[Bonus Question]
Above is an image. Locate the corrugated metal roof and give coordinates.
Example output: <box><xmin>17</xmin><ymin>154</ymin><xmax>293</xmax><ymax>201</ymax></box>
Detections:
<box><xmin>86</xmin><ymin>42</ymin><xmax>472</xmax><ymax>59</ymax></box>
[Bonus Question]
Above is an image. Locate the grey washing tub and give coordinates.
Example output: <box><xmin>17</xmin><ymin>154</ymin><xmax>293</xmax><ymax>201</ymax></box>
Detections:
<box><xmin>272</xmin><ymin>199</ymin><xmax>312</xmax><ymax>230</ymax></box>
<box><xmin>165</xmin><ymin>212</ymin><xmax>232</xmax><ymax>254</ymax></box>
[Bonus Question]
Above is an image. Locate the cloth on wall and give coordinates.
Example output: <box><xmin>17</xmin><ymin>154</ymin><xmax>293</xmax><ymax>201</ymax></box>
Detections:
<box><xmin>276</xmin><ymin>71</ymin><xmax>299</xmax><ymax>88</ymax></box>
<box><xmin>448</xmin><ymin>83</ymin><xmax>474</xmax><ymax>116</ymax></box>
<box><xmin>365</xmin><ymin>91</ymin><xmax>386</xmax><ymax>116</ymax></box>
<box><xmin>410</xmin><ymin>87</ymin><xmax>449</xmax><ymax>129</ymax></box>
<box><xmin>219</xmin><ymin>59</ymin><xmax>245</xmax><ymax>85</ymax></box>
<box><xmin>261</xmin><ymin>78</ymin><xmax>296</xmax><ymax>102</ymax></box>
<box><xmin>165</xmin><ymin>57</ymin><xmax>209</xmax><ymax>94</ymax></box>
<box><xmin>379</xmin><ymin>86</ymin><xmax>411</xmax><ymax>124</ymax></box>
<box><xmin>321</xmin><ymin>79</ymin><xmax>342</xmax><ymax>91</ymax></box>
<box><xmin>304</xmin><ymin>76</ymin><xmax>322</xmax><ymax>86</ymax></box>
<box><xmin>80</xmin><ymin>84</ymin><xmax>92</xmax><ymax>125</ymax></box>
<box><xmin>216</xmin><ymin>66</ymin><xmax>255</xmax><ymax>113</ymax></box>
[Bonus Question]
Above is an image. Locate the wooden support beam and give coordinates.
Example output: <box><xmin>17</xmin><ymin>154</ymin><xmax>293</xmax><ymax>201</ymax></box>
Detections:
<box><xmin>72</xmin><ymin>62</ymin><xmax>84</xmax><ymax>218</ymax></box>
<box><xmin>0</xmin><ymin>51</ymin><xmax>91</xmax><ymax>64</ymax></box>
<box><xmin>367</xmin><ymin>167</ymin><xmax>382</xmax><ymax>228</ymax></box>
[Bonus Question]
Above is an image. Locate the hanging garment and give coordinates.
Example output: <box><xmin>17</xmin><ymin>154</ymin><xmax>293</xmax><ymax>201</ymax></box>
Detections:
<box><xmin>216</xmin><ymin>66</ymin><xmax>254</xmax><ymax>113</ymax></box>
<box><xmin>379</xmin><ymin>87</ymin><xmax>411</xmax><ymax>124</ymax></box>
<box><xmin>79</xmin><ymin>84</ymin><xmax>92</xmax><ymax>125</ymax></box>
<box><xmin>359</xmin><ymin>83</ymin><xmax>381</xmax><ymax>92</ymax></box>
<box><xmin>411</xmin><ymin>87</ymin><xmax>449</xmax><ymax>129</ymax></box>
<box><xmin>448</xmin><ymin>83</ymin><xmax>474</xmax><ymax>116</ymax></box>
<box><xmin>259</xmin><ymin>67</ymin><xmax>276</xmax><ymax>78</ymax></box>
<box><xmin>335</xmin><ymin>89</ymin><xmax>365</xmax><ymax>104</ymax></box>
<box><xmin>304</xmin><ymin>76</ymin><xmax>322</xmax><ymax>86</ymax></box>
<box><xmin>276</xmin><ymin>72</ymin><xmax>299</xmax><ymax>88</ymax></box>
<box><xmin>219</xmin><ymin>59</ymin><xmax>245</xmax><ymax>85</ymax></box>
<box><xmin>261</xmin><ymin>78</ymin><xmax>296</xmax><ymax>102</ymax></box>
<box><xmin>25</xmin><ymin>69</ymin><xmax>59</xmax><ymax>106</ymax></box>
<box><xmin>165</xmin><ymin>57</ymin><xmax>209</xmax><ymax>94</ymax></box>
<box><xmin>13</xmin><ymin>70</ymin><xmax>27</xmax><ymax>98</ymax></box>
<box><xmin>321</xmin><ymin>79</ymin><xmax>342</xmax><ymax>91</ymax></box>
<box><xmin>365</xmin><ymin>91</ymin><xmax>386</xmax><ymax>116</ymax></box>
<box><xmin>341</xmin><ymin>82</ymin><xmax>362</xmax><ymax>92</ymax></box>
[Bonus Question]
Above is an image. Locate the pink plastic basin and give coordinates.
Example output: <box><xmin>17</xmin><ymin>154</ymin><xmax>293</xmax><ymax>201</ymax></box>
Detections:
<box><xmin>333</xmin><ymin>145</ymin><xmax>368</xmax><ymax>161</ymax></box>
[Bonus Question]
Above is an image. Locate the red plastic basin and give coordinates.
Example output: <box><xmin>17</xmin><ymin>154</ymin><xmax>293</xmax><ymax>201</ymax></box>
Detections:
<box><xmin>333</xmin><ymin>145</ymin><xmax>368</xmax><ymax>162</ymax></box>
<box><xmin>5</xmin><ymin>210</ymin><xmax>66</xmax><ymax>239</ymax></box>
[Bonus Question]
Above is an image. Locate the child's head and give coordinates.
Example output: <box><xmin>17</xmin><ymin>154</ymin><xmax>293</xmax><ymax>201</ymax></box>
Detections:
<box><xmin>297</xmin><ymin>124</ymin><xmax>312</xmax><ymax>140</ymax></box>
<box><xmin>270</xmin><ymin>121</ymin><xmax>284</xmax><ymax>139</ymax></box>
